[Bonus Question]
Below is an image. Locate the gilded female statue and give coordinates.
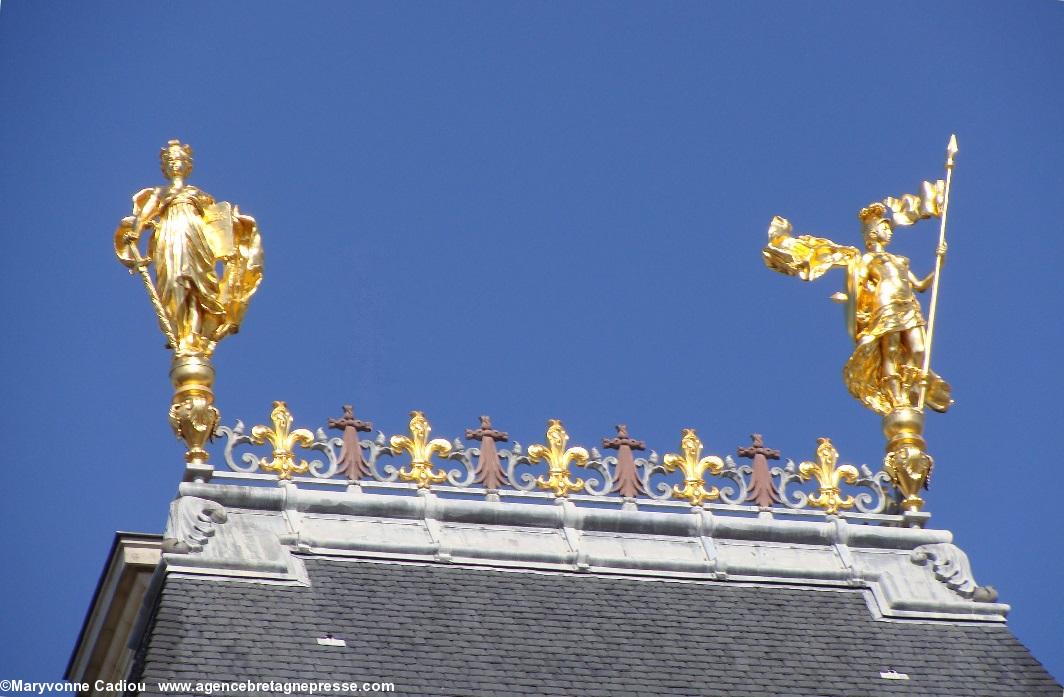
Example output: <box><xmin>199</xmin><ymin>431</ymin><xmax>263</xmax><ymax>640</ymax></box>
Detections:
<box><xmin>115</xmin><ymin>140</ymin><xmax>263</xmax><ymax>356</ymax></box>
<box><xmin>763</xmin><ymin>194</ymin><xmax>950</xmax><ymax>415</ymax></box>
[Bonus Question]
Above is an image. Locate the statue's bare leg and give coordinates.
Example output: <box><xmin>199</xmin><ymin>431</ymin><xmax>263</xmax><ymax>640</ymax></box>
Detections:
<box><xmin>903</xmin><ymin>326</ymin><xmax>928</xmax><ymax>404</ymax></box>
<box><xmin>881</xmin><ymin>333</ymin><xmax>906</xmax><ymax>408</ymax></box>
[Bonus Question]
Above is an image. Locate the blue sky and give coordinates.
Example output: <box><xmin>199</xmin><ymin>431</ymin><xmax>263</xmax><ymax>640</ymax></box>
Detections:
<box><xmin>1</xmin><ymin>0</ymin><xmax>1061</xmax><ymax>684</ymax></box>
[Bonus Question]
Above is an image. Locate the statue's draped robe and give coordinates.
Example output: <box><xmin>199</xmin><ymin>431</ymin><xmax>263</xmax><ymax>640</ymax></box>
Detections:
<box><xmin>843</xmin><ymin>252</ymin><xmax>951</xmax><ymax>414</ymax></box>
<box><xmin>114</xmin><ymin>185</ymin><xmax>263</xmax><ymax>356</ymax></box>
<box><xmin>150</xmin><ymin>187</ymin><xmax>226</xmax><ymax>351</ymax></box>
<box><xmin>763</xmin><ymin>218</ymin><xmax>951</xmax><ymax>415</ymax></box>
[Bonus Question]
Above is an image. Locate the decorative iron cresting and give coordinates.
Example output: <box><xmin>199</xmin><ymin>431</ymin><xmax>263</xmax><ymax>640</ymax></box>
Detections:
<box><xmin>214</xmin><ymin>405</ymin><xmax>896</xmax><ymax>519</ymax></box>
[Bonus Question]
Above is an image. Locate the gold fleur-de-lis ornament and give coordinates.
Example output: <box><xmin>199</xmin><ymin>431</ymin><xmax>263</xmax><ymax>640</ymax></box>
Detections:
<box><xmin>798</xmin><ymin>437</ymin><xmax>859</xmax><ymax>514</ymax></box>
<box><xmin>662</xmin><ymin>429</ymin><xmax>724</xmax><ymax>506</ymax></box>
<box><xmin>528</xmin><ymin>419</ymin><xmax>588</xmax><ymax>497</ymax></box>
<box><xmin>390</xmin><ymin>411</ymin><xmax>452</xmax><ymax>489</ymax></box>
<box><xmin>251</xmin><ymin>401</ymin><xmax>314</xmax><ymax>480</ymax></box>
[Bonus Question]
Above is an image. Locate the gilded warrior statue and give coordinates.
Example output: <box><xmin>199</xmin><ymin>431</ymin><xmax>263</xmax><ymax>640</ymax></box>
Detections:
<box><xmin>761</xmin><ymin>137</ymin><xmax>959</xmax><ymax>516</ymax></box>
<box><xmin>115</xmin><ymin>140</ymin><xmax>263</xmax><ymax>357</ymax></box>
<box><xmin>763</xmin><ymin>192</ymin><xmax>950</xmax><ymax>416</ymax></box>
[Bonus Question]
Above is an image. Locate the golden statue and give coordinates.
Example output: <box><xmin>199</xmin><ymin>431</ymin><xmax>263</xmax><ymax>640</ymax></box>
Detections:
<box><xmin>115</xmin><ymin>140</ymin><xmax>262</xmax><ymax>357</ymax></box>
<box><xmin>762</xmin><ymin>137</ymin><xmax>958</xmax><ymax>513</ymax></box>
<box><xmin>115</xmin><ymin>141</ymin><xmax>263</xmax><ymax>477</ymax></box>
<box><xmin>764</xmin><ymin>203</ymin><xmax>949</xmax><ymax>415</ymax></box>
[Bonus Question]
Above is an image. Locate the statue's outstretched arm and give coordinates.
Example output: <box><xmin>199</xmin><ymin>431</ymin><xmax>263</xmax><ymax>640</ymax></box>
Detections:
<box><xmin>762</xmin><ymin>216</ymin><xmax>858</xmax><ymax>282</ymax></box>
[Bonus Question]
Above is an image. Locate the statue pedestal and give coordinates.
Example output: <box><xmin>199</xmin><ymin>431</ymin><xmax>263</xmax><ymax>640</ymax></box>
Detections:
<box><xmin>882</xmin><ymin>407</ymin><xmax>934</xmax><ymax>514</ymax></box>
<box><xmin>169</xmin><ymin>354</ymin><xmax>219</xmax><ymax>482</ymax></box>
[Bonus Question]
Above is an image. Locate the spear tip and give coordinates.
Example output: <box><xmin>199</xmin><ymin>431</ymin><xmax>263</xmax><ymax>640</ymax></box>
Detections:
<box><xmin>947</xmin><ymin>133</ymin><xmax>959</xmax><ymax>156</ymax></box>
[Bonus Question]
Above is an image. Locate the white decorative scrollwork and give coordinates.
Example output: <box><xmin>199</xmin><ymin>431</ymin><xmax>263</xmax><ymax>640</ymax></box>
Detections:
<box><xmin>440</xmin><ymin>440</ymin><xmax>478</xmax><ymax>487</ymax></box>
<box><xmin>501</xmin><ymin>442</ymin><xmax>537</xmax><ymax>491</ymax></box>
<box><xmin>216</xmin><ymin>421</ymin><xmax>261</xmax><ymax>473</ymax></box>
<box><xmin>774</xmin><ymin>460</ymin><xmax>811</xmax><ymax>509</ymax></box>
<box><xmin>580</xmin><ymin>448</ymin><xmax>615</xmax><ymax>496</ymax></box>
<box><xmin>641</xmin><ymin>451</ymin><xmax>676</xmax><ymax>501</ymax></box>
<box><xmin>716</xmin><ymin>456</ymin><xmax>751</xmax><ymax>505</ymax></box>
<box><xmin>852</xmin><ymin>464</ymin><xmax>892</xmax><ymax>514</ymax></box>
<box><xmin>306</xmin><ymin>428</ymin><xmax>344</xmax><ymax>479</ymax></box>
<box><xmin>365</xmin><ymin>431</ymin><xmax>401</xmax><ymax>483</ymax></box>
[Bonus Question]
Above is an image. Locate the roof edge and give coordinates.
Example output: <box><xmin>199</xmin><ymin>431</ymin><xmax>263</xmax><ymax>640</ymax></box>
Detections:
<box><xmin>65</xmin><ymin>533</ymin><xmax>162</xmax><ymax>683</ymax></box>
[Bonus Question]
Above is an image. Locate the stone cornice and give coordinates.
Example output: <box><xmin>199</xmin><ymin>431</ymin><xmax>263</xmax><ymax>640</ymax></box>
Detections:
<box><xmin>162</xmin><ymin>482</ymin><xmax>1009</xmax><ymax>623</ymax></box>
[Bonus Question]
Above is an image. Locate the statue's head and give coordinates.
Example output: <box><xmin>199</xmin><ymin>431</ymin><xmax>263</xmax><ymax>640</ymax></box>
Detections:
<box><xmin>160</xmin><ymin>140</ymin><xmax>193</xmax><ymax>181</ymax></box>
<box><xmin>859</xmin><ymin>202</ymin><xmax>892</xmax><ymax>248</ymax></box>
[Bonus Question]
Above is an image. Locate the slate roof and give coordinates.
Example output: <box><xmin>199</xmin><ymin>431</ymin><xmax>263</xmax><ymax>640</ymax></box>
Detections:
<box><xmin>83</xmin><ymin>463</ymin><xmax>1058</xmax><ymax>697</ymax></box>
<box><xmin>132</xmin><ymin>557</ymin><xmax>1060</xmax><ymax>697</ymax></box>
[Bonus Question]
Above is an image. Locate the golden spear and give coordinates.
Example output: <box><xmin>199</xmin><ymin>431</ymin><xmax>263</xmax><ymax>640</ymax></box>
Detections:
<box><xmin>918</xmin><ymin>134</ymin><xmax>958</xmax><ymax>410</ymax></box>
